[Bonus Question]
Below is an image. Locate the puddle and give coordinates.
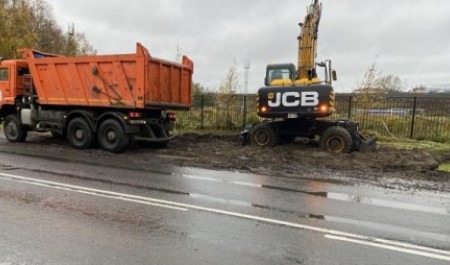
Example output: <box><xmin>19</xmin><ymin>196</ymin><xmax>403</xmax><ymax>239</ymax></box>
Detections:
<box><xmin>182</xmin><ymin>174</ymin><xmax>261</xmax><ymax>188</ymax></box>
<box><xmin>189</xmin><ymin>192</ymin><xmax>449</xmax><ymax>243</ymax></box>
<box><xmin>321</xmin><ymin>215</ymin><xmax>450</xmax><ymax>242</ymax></box>
<box><xmin>189</xmin><ymin>193</ymin><xmax>251</xmax><ymax>207</ymax></box>
<box><xmin>261</xmin><ymin>185</ymin><xmax>449</xmax><ymax>216</ymax></box>
<box><xmin>324</xmin><ymin>192</ymin><xmax>449</xmax><ymax>215</ymax></box>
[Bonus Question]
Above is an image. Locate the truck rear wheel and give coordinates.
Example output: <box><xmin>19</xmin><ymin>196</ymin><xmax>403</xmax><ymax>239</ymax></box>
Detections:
<box><xmin>250</xmin><ymin>124</ymin><xmax>279</xmax><ymax>147</ymax></box>
<box><xmin>320</xmin><ymin>126</ymin><xmax>353</xmax><ymax>153</ymax></box>
<box><xmin>97</xmin><ymin>119</ymin><xmax>130</xmax><ymax>153</ymax></box>
<box><xmin>67</xmin><ymin>118</ymin><xmax>95</xmax><ymax>149</ymax></box>
<box><xmin>4</xmin><ymin>114</ymin><xmax>27</xmax><ymax>142</ymax></box>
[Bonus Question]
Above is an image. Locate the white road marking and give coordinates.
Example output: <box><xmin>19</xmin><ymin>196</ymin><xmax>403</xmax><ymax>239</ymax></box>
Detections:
<box><xmin>325</xmin><ymin>234</ymin><xmax>450</xmax><ymax>262</ymax></box>
<box><xmin>0</xmin><ymin>172</ymin><xmax>187</xmax><ymax>212</ymax></box>
<box><xmin>1</xmin><ymin>172</ymin><xmax>450</xmax><ymax>261</ymax></box>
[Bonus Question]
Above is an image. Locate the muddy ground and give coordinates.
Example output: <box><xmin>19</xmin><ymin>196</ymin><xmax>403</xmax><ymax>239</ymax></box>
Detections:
<box><xmin>1</xmin><ymin>131</ymin><xmax>450</xmax><ymax>192</ymax></box>
<box><xmin>156</xmin><ymin>134</ymin><xmax>450</xmax><ymax>191</ymax></box>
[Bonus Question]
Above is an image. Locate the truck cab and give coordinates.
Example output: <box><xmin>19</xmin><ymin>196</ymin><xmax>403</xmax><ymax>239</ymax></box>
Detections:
<box><xmin>0</xmin><ymin>59</ymin><xmax>30</xmax><ymax>109</ymax></box>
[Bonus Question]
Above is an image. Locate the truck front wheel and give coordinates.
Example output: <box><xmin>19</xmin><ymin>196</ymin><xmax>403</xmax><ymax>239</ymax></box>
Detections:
<box><xmin>4</xmin><ymin>114</ymin><xmax>27</xmax><ymax>142</ymax></box>
<box><xmin>67</xmin><ymin>118</ymin><xmax>95</xmax><ymax>149</ymax></box>
<box><xmin>97</xmin><ymin>119</ymin><xmax>130</xmax><ymax>153</ymax></box>
<box><xmin>320</xmin><ymin>126</ymin><xmax>353</xmax><ymax>153</ymax></box>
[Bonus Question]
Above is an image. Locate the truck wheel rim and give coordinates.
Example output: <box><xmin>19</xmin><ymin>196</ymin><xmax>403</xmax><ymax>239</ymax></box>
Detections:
<box><xmin>75</xmin><ymin>129</ymin><xmax>84</xmax><ymax>140</ymax></box>
<box><xmin>327</xmin><ymin>136</ymin><xmax>345</xmax><ymax>152</ymax></box>
<box><xmin>6</xmin><ymin>123</ymin><xmax>18</xmax><ymax>138</ymax></box>
<box><xmin>106</xmin><ymin>130</ymin><xmax>117</xmax><ymax>143</ymax></box>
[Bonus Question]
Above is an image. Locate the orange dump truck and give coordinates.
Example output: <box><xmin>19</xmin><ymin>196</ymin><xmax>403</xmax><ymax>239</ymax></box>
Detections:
<box><xmin>0</xmin><ymin>43</ymin><xmax>193</xmax><ymax>152</ymax></box>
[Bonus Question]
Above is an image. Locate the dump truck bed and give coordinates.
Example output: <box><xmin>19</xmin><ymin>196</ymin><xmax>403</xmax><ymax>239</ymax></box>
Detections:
<box><xmin>19</xmin><ymin>43</ymin><xmax>193</xmax><ymax>110</ymax></box>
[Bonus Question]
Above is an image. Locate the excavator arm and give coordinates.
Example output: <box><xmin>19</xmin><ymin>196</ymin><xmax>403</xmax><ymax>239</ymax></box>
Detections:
<box><xmin>266</xmin><ymin>0</ymin><xmax>330</xmax><ymax>87</ymax></box>
<box><xmin>297</xmin><ymin>0</ymin><xmax>322</xmax><ymax>83</ymax></box>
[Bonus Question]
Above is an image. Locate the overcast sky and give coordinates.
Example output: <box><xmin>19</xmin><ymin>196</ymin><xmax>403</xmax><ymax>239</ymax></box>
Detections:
<box><xmin>46</xmin><ymin>0</ymin><xmax>450</xmax><ymax>93</ymax></box>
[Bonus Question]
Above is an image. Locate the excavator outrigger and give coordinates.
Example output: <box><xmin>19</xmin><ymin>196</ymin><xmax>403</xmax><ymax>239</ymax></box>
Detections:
<box><xmin>243</xmin><ymin>0</ymin><xmax>375</xmax><ymax>152</ymax></box>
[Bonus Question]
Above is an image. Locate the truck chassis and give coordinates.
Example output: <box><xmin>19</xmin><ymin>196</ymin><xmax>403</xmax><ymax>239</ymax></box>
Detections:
<box><xmin>2</xmin><ymin>95</ymin><xmax>176</xmax><ymax>153</ymax></box>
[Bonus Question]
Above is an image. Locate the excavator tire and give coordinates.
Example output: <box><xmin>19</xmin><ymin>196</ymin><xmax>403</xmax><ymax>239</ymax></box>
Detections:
<box><xmin>320</xmin><ymin>126</ymin><xmax>353</xmax><ymax>153</ymax></box>
<box><xmin>250</xmin><ymin>123</ymin><xmax>279</xmax><ymax>147</ymax></box>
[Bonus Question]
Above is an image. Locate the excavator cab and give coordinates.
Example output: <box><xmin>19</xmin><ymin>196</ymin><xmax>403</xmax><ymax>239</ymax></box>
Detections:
<box><xmin>265</xmin><ymin>64</ymin><xmax>296</xmax><ymax>87</ymax></box>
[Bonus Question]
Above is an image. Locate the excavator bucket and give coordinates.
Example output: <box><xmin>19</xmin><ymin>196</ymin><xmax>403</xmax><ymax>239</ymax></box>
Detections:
<box><xmin>356</xmin><ymin>134</ymin><xmax>377</xmax><ymax>152</ymax></box>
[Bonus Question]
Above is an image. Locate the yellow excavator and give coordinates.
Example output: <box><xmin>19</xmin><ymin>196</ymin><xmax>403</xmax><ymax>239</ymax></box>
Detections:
<box><xmin>243</xmin><ymin>0</ymin><xmax>375</xmax><ymax>153</ymax></box>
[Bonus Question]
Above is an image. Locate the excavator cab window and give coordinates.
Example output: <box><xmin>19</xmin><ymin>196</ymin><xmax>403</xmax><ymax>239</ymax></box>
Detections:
<box><xmin>270</xmin><ymin>69</ymin><xmax>289</xmax><ymax>81</ymax></box>
<box><xmin>265</xmin><ymin>64</ymin><xmax>296</xmax><ymax>86</ymax></box>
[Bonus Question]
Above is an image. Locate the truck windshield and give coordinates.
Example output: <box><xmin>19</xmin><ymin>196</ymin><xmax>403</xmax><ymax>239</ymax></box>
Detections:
<box><xmin>0</xmin><ymin>68</ymin><xmax>8</xmax><ymax>81</ymax></box>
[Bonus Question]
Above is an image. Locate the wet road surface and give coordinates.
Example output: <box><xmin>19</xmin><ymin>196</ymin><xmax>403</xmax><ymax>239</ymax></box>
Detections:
<box><xmin>0</xmin><ymin>138</ymin><xmax>449</xmax><ymax>264</ymax></box>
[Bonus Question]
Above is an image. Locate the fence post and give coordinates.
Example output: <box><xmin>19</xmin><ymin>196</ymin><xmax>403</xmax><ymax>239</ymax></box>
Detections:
<box><xmin>347</xmin><ymin>95</ymin><xmax>353</xmax><ymax>119</ymax></box>
<box><xmin>200</xmin><ymin>94</ymin><xmax>205</xmax><ymax>130</ymax></box>
<box><xmin>410</xmin><ymin>96</ymin><xmax>417</xmax><ymax>139</ymax></box>
<box><xmin>242</xmin><ymin>95</ymin><xmax>247</xmax><ymax>129</ymax></box>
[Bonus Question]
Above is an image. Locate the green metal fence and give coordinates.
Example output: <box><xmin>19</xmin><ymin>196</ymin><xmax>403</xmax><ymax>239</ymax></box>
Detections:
<box><xmin>176</xmin><ymin>93</ymin><xmax>450</xmax><ymax>142</ymax></box>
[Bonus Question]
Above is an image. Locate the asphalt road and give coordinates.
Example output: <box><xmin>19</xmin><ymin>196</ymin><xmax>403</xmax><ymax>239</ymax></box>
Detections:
<box><xmin>0</xmin><ymin>138</ymin><xmax>449</xmax><ymax>264</ymax></box>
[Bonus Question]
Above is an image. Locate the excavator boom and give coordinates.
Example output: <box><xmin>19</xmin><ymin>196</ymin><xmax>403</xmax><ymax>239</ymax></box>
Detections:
<box><xmin>297</xmin><ymin>0</ymin><xmax>322</xmax><ymax>82</ymax></box>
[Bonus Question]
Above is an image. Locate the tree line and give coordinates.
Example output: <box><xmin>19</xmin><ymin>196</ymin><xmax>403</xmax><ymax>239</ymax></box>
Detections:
<box><xmin>0</xmin><ymin>0</ymin><xmax>95</xmax><ymax>59</ymax></box>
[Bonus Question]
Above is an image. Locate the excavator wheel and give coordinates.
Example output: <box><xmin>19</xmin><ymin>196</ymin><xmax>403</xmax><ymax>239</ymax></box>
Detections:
<box><xmin>250</xmin><ymin>123</ymin><xmax>279</xmax><ymax>147</ymax></box>
<box><xmin>320</xmin><ymin>126</ymin><xmax>353</xmax><ymax>153</ymax></box>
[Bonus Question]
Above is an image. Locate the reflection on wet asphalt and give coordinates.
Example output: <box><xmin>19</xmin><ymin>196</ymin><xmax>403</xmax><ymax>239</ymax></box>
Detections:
<box><xmin>0</xmin><ymin>141</ymin><xmax>449</xmax><ymax>264</ymax></box>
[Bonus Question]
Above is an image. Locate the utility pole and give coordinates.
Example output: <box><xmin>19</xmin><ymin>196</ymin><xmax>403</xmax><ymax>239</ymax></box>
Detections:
<box><xmin>244</xmin><ymin>59</ymin><xmax>251</xmax><ymax>94</ymax></box>
<box><xmin>68</xmin><ymin>23</ymin><xmax>75</xmax><ymax>37</ymax></box>
<box><xmin>175</xmin><ymin>40</ymin><xmax>182</xmax><ymax>63</ymax></box>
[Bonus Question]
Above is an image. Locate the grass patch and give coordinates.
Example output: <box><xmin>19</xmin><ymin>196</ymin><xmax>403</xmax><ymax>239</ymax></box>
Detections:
<box><xmin>378</xmin><ymin>136</ymin><xmax>450</xmax><ymax>153</ymax></box>
<box><xmin>438</xmin><ymin>162</ymin><xmax>450</xmax><ymax>172</ymax></box>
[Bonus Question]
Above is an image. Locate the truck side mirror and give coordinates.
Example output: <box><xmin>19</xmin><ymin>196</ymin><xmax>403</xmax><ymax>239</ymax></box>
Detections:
<box><xmin>332</xmin><ymin>70</ymin><xmax>337</xmax><ymax>81</ymax></box>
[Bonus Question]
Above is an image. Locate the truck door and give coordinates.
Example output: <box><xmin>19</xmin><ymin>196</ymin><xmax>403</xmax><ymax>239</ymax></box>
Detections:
<box><xmin>0</xmin><ymin>66</ymin><xmax>10</xmax><ymax>100</ymax></box>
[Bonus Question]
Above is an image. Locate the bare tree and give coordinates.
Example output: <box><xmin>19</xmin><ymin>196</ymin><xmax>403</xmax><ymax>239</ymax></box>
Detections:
<box><xmin>354</xmin><ymin>63</ymin><xmax>405</xmax><ymax>128</ymax></box>
<box><xmin>218</xmin><ymin>59</ymin><xmax>240</xmax><ymax>129</ymax></box>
